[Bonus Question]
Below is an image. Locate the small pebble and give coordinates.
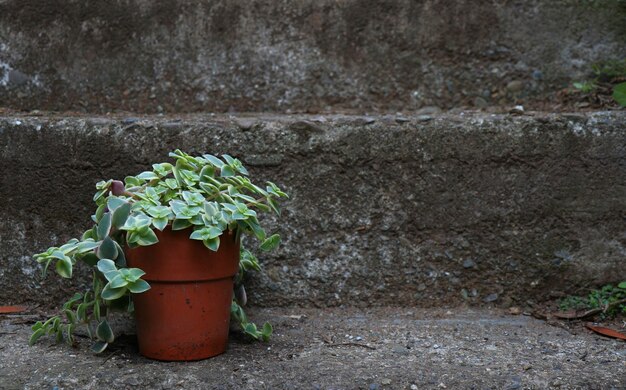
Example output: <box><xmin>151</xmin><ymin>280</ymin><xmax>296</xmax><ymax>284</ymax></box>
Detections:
<box><xmin>463</xmin><ymin>259</ymin><xmax>476</xmax><ymax>269</ymax></box>
<box><xmin>122</xmin><ymin>117</ymin><xmax>139</xmax><ymax>125</ymax></box>
<box><xmin>483</xmin><ymin>293</ymin><xmax>499</xmax><ymax>303</ymax></box>
<box><xmin>506</xmin><ymin>80</ymin><xmax>524</xmax><ymax>93</ymax></box>
<box><xmin>234</xmin><ymin>118</ymin><xmax>257</xmax><ymax>131</ymax></box>
<box><xmin>416</xmin><ymin>106</ymin><xmax>442</xmax><ymax>115</ymax></box>
<box><xmin>473</xmin><ymin>97</ymin><xmax>489</xmax><ymax>108</ymax></box>
<box><xmin>509</xmin><ymin>105</ymin><xmax>524</xmax><ymax>115</ymax></box>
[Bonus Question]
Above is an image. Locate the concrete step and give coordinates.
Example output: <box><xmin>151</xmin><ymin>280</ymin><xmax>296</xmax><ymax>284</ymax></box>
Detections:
<box><xmin>1</xmin><ymin>111</ymin><xmax>624</xmax><ymax>308</ymax></box>
<box><xmin>1</xmin><ymin>1</ymin><xmax>625</xmax><ymax>112</ymax></box>
<box><xmin>1</xmin><ymin>307</ymin><xmax>624</xmax><ymax>388</ymax></box>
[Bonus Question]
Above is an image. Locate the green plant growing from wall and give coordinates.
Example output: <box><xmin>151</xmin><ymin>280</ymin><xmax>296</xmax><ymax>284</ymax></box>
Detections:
<box><xmin>572</xmin><ymin>58</ymin><xmax>626</xmax><ymax>107</ymax></box>
<box><xmin>559</xmin><ymin>282</ymin><xmax>626</xmax><ymax>318</ymax></box>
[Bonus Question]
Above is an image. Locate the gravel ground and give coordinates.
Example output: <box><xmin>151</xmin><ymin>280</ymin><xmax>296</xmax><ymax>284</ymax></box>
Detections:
<box><xmin>1</xmin><ymin>307</ymin><xmax>624</xmax><ymax>389</ymax></box>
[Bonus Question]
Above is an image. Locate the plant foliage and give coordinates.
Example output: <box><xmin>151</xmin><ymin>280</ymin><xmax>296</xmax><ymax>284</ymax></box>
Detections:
<box><xmin>559</xmin><ymin>282</ymin><xmax>626</xmax><ymax>318</ymax></box>
<box><xmin>572</xmin><ymin>58</ymin><xmax>626</xmax><ymax>107</ymax></box>
<box><xmin>31</xmin><ymin>150</ymin><xmax>287</xmax><ymax>351</ymax></box>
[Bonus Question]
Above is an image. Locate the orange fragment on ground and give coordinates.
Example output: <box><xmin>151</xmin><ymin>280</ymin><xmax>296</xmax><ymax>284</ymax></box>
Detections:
<box><xmin>0</xmin><ymin>305</ymin><xmax>28</xmax><ymax>314</ymax></box>
<box><xmin>585</xmin><ymin>324</ymin><xmax>626</xmax><ymax>341</ymax></box>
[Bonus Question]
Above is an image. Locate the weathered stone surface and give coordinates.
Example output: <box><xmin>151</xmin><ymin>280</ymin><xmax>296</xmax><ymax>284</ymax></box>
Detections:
<box><xmin>0</xmin><ymin>0</ymin><xmax>624</xmax><ymax>112</ymax></box>
<box><xmin>0</xmin><ymin>112</ymin><xmax>624</xmax><ymax>308</ymax></box>
<box><xmin>1</xmin><ymin>308</ymin><xmax>625</xmax><ymax>389</ymax></box>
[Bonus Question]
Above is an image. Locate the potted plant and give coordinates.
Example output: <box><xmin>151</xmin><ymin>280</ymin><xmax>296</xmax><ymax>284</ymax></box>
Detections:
<box><xmin>30</xmin><ymin>150</ymin><xmax>288</xmax><ymax>361</ymax></box>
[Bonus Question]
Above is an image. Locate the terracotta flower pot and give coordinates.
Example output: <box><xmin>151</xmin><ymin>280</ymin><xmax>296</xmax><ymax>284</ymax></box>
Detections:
<box><xmin>125</xmin><ymin>227</ymin><xmax>239</xmax><ymax>361</ymax></box>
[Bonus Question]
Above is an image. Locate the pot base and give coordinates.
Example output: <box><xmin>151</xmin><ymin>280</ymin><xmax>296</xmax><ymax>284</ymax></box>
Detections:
<box><xmin>133</xmin><ymin>277</ymin><xmax>234</xmax><ymax>361</ymax></box>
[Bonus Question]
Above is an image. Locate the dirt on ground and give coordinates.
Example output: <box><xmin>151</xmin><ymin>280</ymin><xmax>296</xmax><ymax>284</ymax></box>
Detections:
<box><xmin>1</xmin><ymin>307</ymin><xmax>624</xmax><ymax>390</ymax></box>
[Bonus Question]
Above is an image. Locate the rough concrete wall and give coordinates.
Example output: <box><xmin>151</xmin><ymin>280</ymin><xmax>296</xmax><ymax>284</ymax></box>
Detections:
<box><xmin>1</xmin><ymin>112</ymin><xmax>624</xmax><ymax>308</ymax></box>
<box><xmin>0</xmin><ymin>0</ymin><xmax>624</xmax><ymax>113</ymax></box>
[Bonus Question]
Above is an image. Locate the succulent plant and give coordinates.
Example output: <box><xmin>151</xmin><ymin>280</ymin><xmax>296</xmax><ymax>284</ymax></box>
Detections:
<box><xmin>31</xmin><ymin>150</ymin><xmax>287</xmax><ymax>352</ymax></box>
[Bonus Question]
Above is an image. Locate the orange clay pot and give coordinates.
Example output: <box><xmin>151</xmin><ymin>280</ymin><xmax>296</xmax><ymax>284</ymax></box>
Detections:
<box><xmin>125</xmin><ymin>227</ymin><xmax>239</xmax><ymax>361</ymax></box>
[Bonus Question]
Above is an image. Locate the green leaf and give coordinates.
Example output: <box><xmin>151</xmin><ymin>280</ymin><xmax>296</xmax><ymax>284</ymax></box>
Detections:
<box><xmin>220</xmin><ymin>165</ymin><xmax>236</xmax><ymax>177</ymax></box>
<box><xmin>207</xmin><ymin>226</ymin><xmax>222</xmax><ymax>239</ymax></box>
<box><xmin>203</xmin><ymin>154</ymin><xmax>225</xmax><ymax>168</ymax></box>
<box><xmin>234</xmin><ymin>193</ymin><xmax>256</xmax><ymax>203</ymax></box>
<box><xmin>94</xmin><ymin>301</ymin><xmax>101</xmax><ymax>321</ymax></box>
<box><xmin>172</xmin><ymin>218</ymin><xmax>192</xmax><ymax>231</ymax></box>
<box><xmin>101</xmin><ymin>284</ymin><xmax>128</xmax><ymax>300</ymax></box>
<box><xmin>111</xmin><ymin>202</ymin><xmax>131</xmax><ymax>228</ymax></box>
<box><xmin>97</xmin><ymin>236</ymin><xmax>118</xmax><ymax>260</ymax></box>
<box><xmin>93</xmin><ymin>189</ymin><xmax>107</xmax><ymax>203</ymax></box>
<box><xmin>244</xmin><ymin>323</ymin><xmax>259</xmax><ymax>339</ymax></box>
<box><xmin>232</xmin><ymin>212</ymin><xmax>247</xmax><ymax>220</ymax></box>
<box><xmin>128</xmin><ymin>279</ymin><xmax>150</xmax><ymax>294</ymax></box>
<box><xmin>77</xmin><ymin>240</ymin><xmax>100</xmax><ymax>254</ymax></box>
<box><xmin>93</xmin><ymin>204</ymin><xmax>105</xmax><ymax>223</ymax></box>
<box><xmin>260</xmin><ymin>234</ymin><xmax>280</xmax><ymax>251</ymax></box>
<box><xmin>189</xmin><ymin>229</ymin><xmax>206</xmax><ymax>240</ymax></box>
<box><xmin>29</xmin><ymin>328</ymin><xmax>46</xmax><ymax>346</ymax></box>
<box><xmin>235</xmin><ymin>162</ymin><xmax>249</xmax><ymax>176</ymax></box>
<box><xmin>126</xmin><ymin>268</ymin><xmax>146</xmax><ymax>281</ymax></box>
<box><xmin>108</xmin><ymin>274</ymin><xmax>129</xmax><ymax>289</ymax></box>
<box><xmin>618</xmin><ymin>281</ymin><xmax>626</xmax><ymax>289</ymax></box>
<box><xmin>182</xmin><ymin>191</ymin><xmax>204</xmax><ymax>205</ymax></box>
<box><xmin>55</xmin><ymin>256</ymin><xmax>73</xmax><ymax>278</ymax></box>
<box><xmin>164</xmin><ymin>178</ymin><xmax>178</xmax><ymax>189</ymax></box>
<box><xmin>267</xmin><ymin>197</ymin><xmax>280</xmax><ymax>215</ymax></box>
<box><xmin>170</xmin><ymin>200</ymin><xmax>186</xmax><ymax>214</ymax></box>
<box><xmin>81</xmin><ymin>253</ymin><xmax>99</xmax><ymax>266</ymax></box>
<box><xmin>146</xmin><ymin>205</ymin><xmax>170</xmax><ymax>218</ymax></box>
<box><xmin>95</xmin><ymin>180</ymin><xmax>111</xmax><ymax>190</ymax></box>
<box><xmin>137</xmin><ymin>171</ymin><xmax>159</xmax><ymax>180</ymax></box>
<box><xmin>96</xmin><ymin>320</ymin><xmax>114</xmax><ymax>343</ymax></box>
<box><xmin>222</xmin><ymin>203</ymin><xmax>237</xmax><ymax>212</ymax></box>
<box><xmin>76</xmin><ymin>303</ymin><xmax>87</xmax><ymax>322</ymax></box>
<box><xmin>64</xmin><ymin>309</ymin><xmax>77</xmax><ymax>324</ymax></box>
<box><xmin>261</xmin><ymin>322</ymin><xmax>273</xmax><ymax>341</ymax></box>
<box><xmin>91</xmin><ymin>340</ymin><xmax>108</xmax><ymax>353</ymax></box>
<box><xmin>121</xmin><ymin>214</ymin><xmax>152</xmax><ymax>231</ymax></box>
<box><xmin>136</xmin><ymin>228</ymin><xmax>159</xmax><ymax>246</ymax></box>
<box><xmin>204</xmin><ymin>202</ymin><xmax>219</xmax><ymax>217</ymax></box>
<box><xmin>152</xmin><ymin>162</ymin><xmax>173</xmax><ymax>177</ymax></box>
<box><xmin>125</xmin><ymin>176</ymin><xmax>144</xmax><ymax>187</ymax></box>
<box><xmin>107</xmin><ymin>197</ymin><xmax>126</xmax><ymax>212</ymax></box>
<box><xmin>48</xmin><ymin>250</ymin><xmax>64</xmax><ymax>261</ymax></box>
<box><xmin>81</xmin><ymin>228</ymin><xmax>95</xmax><ymax>241</ymax></box>
<box><xmin>97</xmin><ymin>213</ymin><xmax>112</xmax><ymax>240</ymax></box>
<box><xmin>613</xmin><ymin>82</ymin><xmax>626</xmax><ymax>107</ymax></box>
<box><xmin>199</xmin><ymin>165</ymin><xmax>216</xmax><ymax>180</ymax></box>
<box><xmin>153</xmin><ymin>217</ymin><xmax>168</xmax><ymax>231</ymax></box>
<box><xmin>246</xmin><ymin>220</ymin><xmax>266</xmax><ymax>241</ymax></box>
<box><xmin>222</xmin><ymin>154</ymin><xmax>235</xmax><ymax>165</ymax></box>
<box><xmin>97</xmin><ymin>259</ymin><xmax>117</xmax><ymax>274</ymax></box>
<box><xmin>113</xmin><ymin>241</ymin><xmax>127</xmax><ymax>267</ymax></box>
<box><xmin>203</xmin><ymin>237</ymin><xmax>220</xmax><ymax>251</ymax></box>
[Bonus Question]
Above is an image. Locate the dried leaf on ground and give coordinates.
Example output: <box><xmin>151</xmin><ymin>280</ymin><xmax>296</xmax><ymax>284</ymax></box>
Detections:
<box><xmin>585</xmin><ymin>324</ymin><xmax>626</xmax><ymax>341</ymax></box>
<box><xmin>0</xmin><ymin>306</ymin><xmax>28</xmax><ymax>314</ymax></box>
